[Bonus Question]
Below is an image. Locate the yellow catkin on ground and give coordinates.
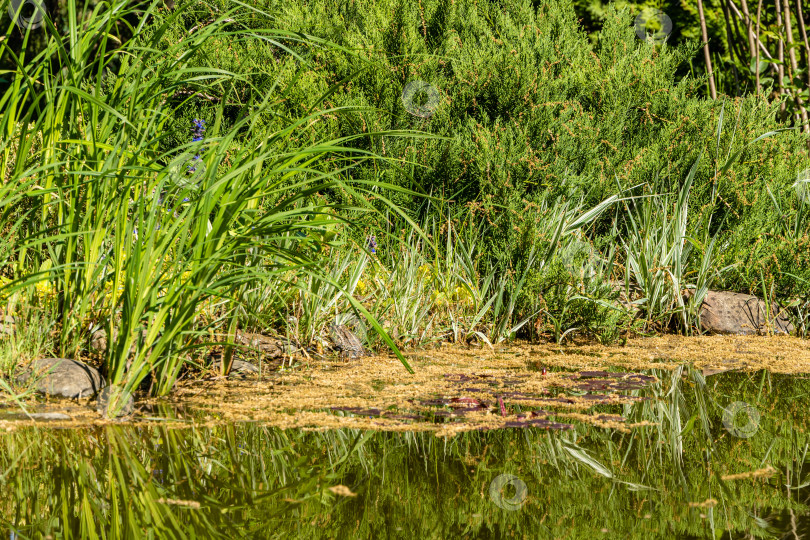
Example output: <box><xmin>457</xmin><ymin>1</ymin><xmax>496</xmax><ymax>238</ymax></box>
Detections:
<box><xmin>327</xmin><ymin>485</ymin><xmax>358</xmax><ymax>497</ymax></box>
<box><xmin>688</xmin><ymin>498</ymin><xmax>718</xmax><ymax>508</ymax></box>
<box><xmin>720</xmin><ymin>465</ymin><xmax>778</xmax><ymax>482</ymax></box>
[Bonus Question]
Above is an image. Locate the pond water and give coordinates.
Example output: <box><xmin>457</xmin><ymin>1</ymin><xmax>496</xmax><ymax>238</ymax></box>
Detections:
<box><xmin>2</xmin><ymin>341</ymin><xmax>810</xmax><ymax>538</ymax></box>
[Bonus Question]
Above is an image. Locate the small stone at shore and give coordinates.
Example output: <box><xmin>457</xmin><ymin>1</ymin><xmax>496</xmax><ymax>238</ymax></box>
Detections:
<box><xmin>211</xmin><ymin>359</ymin><xmax>261</xmax><ymax>377</ymax></box>
<box><xmin>696</xmin><ymin>291</ymin><xmax>794</xmax><ymax>335</ymax></box>
<box><xmin>0</xmin><ymin>315</ymin><xmax>15</xmax><ymax>337</ymax></box>
<box><xmin>17</xmin><ymin>358</ymin><xmax>104</xmax><ymax>399</ymax></box>
<box><xmin>27</xmin><ymin>412</ymin><xmax>71</xmax><ymax>421</ymax></box>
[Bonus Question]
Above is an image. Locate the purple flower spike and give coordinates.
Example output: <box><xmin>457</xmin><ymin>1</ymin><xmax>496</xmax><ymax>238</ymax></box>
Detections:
<box><xmin>366</xmin><ymin>235</ymin><xmax>377</xmax><ymax>254</ymax></box>
<box><xmin>191</xmin><ymin>119</ymin><xmax>206</xmax><ymax>142</ymax></box>
<box><xmin>187</xmin><ymin>120</ymin><xmax>206</xmax><ymax>175</ymax></box>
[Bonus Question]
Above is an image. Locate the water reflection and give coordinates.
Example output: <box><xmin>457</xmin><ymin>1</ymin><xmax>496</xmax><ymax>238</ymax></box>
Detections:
<box><xmin>1</xmin><ymin>367</ymin><xmax>809</xmax><ymax>538</ymax></box>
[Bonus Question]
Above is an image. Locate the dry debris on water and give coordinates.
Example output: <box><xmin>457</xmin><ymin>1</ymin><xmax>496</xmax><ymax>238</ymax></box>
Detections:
<box><xmin>3</xmin><ymin>335</ymin><xmax>810</xmax><ymax>435</ymax></box>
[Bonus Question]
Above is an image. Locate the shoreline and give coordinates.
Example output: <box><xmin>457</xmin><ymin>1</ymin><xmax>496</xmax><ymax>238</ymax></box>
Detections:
<box><xmin>3</xmin><ymin>334</ymin><xmax>808</xmax><ymax>432</ymax></box>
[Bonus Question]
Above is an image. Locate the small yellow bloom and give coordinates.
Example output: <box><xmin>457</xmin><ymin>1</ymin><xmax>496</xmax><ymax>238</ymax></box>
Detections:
<box><xmin>452</xmin><ymin>286</ymin><xmax>473</xmax><ymax>307</ymax></box>
<box><xmin>101</xmin><ymin>280</ymin><xmax>124</xmax><ymax>307</ymax></box>
<box><xmin>355</xmin><ymin>278</ymin><xmax>367</xmax><ymax>296</ymax></box>
<box><xmin>430</xmin><ymin>290</ymin><xmax>448</xmax><ymax>308</ymax></box>
<box><xmin>0</xmin><ymin>276</ymin><xmax>11</xmax><ymax>303</ymax></box>
<box><xmin>34</xmin><ymin>280</ymin><xmax>56</xmax><ymax>299</ymax></box>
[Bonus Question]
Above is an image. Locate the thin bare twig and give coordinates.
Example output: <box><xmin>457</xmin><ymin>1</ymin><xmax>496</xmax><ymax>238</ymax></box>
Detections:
<box><xmin>728</xmin><ymin>0</ymin><xmax>775</xmax><ymax>60</ymax></box>
<box><xmin>698</xmin><ymin>0</ymin><xmax>718</xmax><ymax>98</ymax></box>
<box><xmin>188</xmin><ymin>17</ymin><xmax>235</xmax><ymax>35</ymax></box>
<box><xmin>171</xmin><ymin>89</ymin><xmax>221</xmax><ymax>103</ymax></box>
<box><xmin>796</xmin><ymin>0</ymin><xmax>810</xmax><ymax>118</ymax></box>
<box><xmin>782</xmin><ymin>0</ymin><xmax>810</xmax><ymax>131</ymax></box>
<box><xmin>756</xmin><ymin>0</ymin><xmax>764</xmax><ymax>93</ymax></box>
<box><xmin>740</xmin><ymin>0</ymin><xmax>757</xmax><ymax>57</ymax></box>
<box><xmin>776</xmin><ymin>0</ymin><xmax>787</xmax><ymax>119</ymax></box>
<box><xmin>724</xmin><ymin>0</ymin><xmax>750</xmax><ymax>72</ymax></box>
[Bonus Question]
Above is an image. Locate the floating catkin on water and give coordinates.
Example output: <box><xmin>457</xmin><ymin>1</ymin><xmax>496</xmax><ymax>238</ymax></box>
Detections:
<box><xmin>7</xmin><ymin>335</ymin><xmax>806</xmax><ymax>435</ymax></box>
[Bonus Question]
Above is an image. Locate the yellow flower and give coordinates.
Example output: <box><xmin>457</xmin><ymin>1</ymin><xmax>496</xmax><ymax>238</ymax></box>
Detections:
<box><xmin>0</xmin><ymin>276</ymin><xmax>11</xmax><ymax>303</ymax></box>
<box><xmin>430</xmin><ymin>290</ymin><xmax>448</xmax><ymax>308</ymax></box>
<box><xmin>452</xmin><ymin>286</ymin><xmax>473</xmax><ymax>307</ymax></box>
<box><xmin>34</xmin><ymin>280</ymin><xmax>56</xmax><ymax>299</ymax></box>
<box><xmin>418</xmin><ymin>264</ymin><xmax>433</xmax><ymax>279</ymax></box>
<box><xmin>101</xmin><ymin>280</ymin><xmax>124</xmax><ymax>308</ymax></box>
<box><xmin>355</xmin><ymin>278</ymin><xmax>367</xmax><ymax>296</ymax></box>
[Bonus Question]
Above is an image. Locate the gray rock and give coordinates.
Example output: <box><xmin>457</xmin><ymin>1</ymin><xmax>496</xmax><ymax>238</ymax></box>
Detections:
<box><xmin>328</xmin><ymin>323</ymin><xmax>367</xmax><ymax>359</ymax></box>
<box><xmin>17</xmin><ymin>358</ymin><xmax>104</xmax><ymax>399</ymax></box>
<box><xmin>235</xmin><ymin>331</ymin><xmax>295</xmax><ymax>357</ymax></box>
<box><xmin>96</xmin><ymin>385</ymin><xmax>135</xmax><ymax>419</ymax></box>
<box><xmin>27</xmin><ymin>412</ymin><xmax>71</xmax><ymax>421</ymax></box>
<box><xmin>697</xmin><ymin>291</ymin><xmax>794</xmax><ymax>335</ymax></box>
<box><xmin>211</xmin><ymin>359</ymin><xmax>261</xmax><ymax>377</ymax></box>
<box><xmin>0</xmin><ymin>315</ymin><xmax>15</xmax><ymax>336</ymax></box>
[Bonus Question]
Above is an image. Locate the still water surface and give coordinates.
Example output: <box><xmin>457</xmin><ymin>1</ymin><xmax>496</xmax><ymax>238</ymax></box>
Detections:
<box><xmin>1</xmin><ymin>367</ymin><xmax>809</xmax><ymax>538</ymax></box>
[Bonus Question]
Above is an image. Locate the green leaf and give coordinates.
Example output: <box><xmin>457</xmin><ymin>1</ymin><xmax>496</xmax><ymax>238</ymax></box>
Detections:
<box><xmin>748</xmin><ymin>58</ymin><xmax>768</xmax><ymax>74</ymax></box>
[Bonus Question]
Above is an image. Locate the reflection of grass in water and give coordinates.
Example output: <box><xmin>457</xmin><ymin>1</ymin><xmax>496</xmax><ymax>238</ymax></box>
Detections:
<box><xmin>1</xmin><ymin>367</ymin><xmax>809</xmax><ymax>536</ymax></box>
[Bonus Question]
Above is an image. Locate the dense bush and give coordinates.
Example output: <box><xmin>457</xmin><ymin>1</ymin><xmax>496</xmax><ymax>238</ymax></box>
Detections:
<box><xmin>148</xmin><ymin>0</ymin><xmax>809</xmax><ymax>296</ymax></box>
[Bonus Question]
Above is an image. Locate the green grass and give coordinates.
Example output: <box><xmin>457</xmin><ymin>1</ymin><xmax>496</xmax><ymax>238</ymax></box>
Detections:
<box><xmin>0</xmin><ymin>0</ymin><xmax>809</xmax><ymax>409</ymax></box>
<box><xmin>0</xmin><ymin>0</ymin><xmax>431</xmax><ymax>405</ymax></box>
